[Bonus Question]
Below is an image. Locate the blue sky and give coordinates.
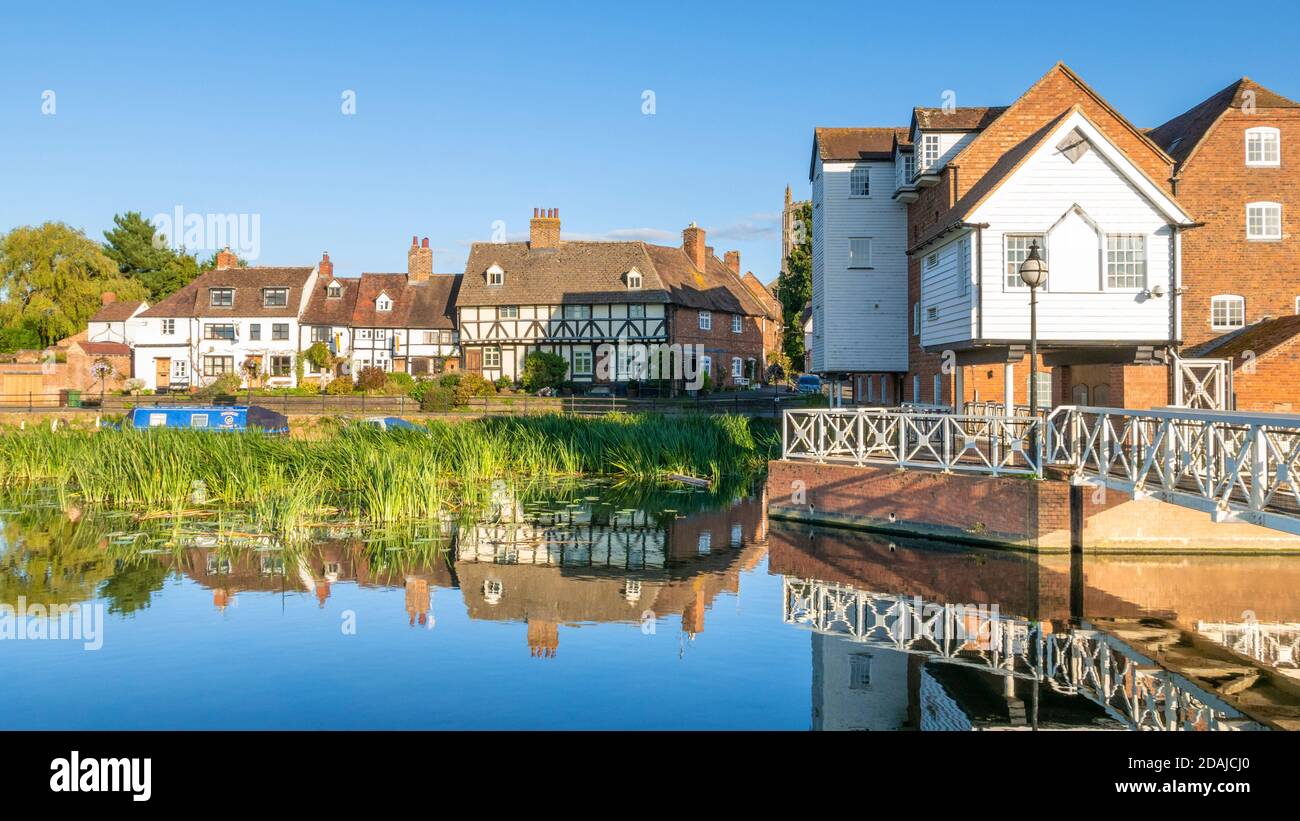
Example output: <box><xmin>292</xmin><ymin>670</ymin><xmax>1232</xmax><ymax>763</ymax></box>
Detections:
<box><xmin>2</xmin><ymin>0</ymin><xmax>1297</xmax><ymax>281</ymax></box>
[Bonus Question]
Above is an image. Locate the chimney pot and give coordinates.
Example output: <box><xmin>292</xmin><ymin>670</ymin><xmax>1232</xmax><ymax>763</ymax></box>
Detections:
<box><xmin>530</xmin><ymin>207</ymin><xmax>561</xmax><ymax>249</ymax></box>
<box><xmin>407</xmin><ymin>235</ymin><xmax>432</xmax><ymax>282</ymax></box>
<box><xmin>215</xmin><ymin>246</ymin><xmax>237</xmax><ymax>270</ymax></box>
<box><xmin>318</xmin><ymin>251</ymin><xmax>334</xmax><ymax>279</ymax></box>
<box><xmin>422</xmin><ymin>237</ymin><xmax>429</xmax><ymax>248</ymax></box>
<box><xmin>682</xmin><ymin>224</ymin><xmax>706</xmax><ymax>270</ymax></box>
<box><xmin>412</xmin><ymin>235</ymin><xmax>419</xmax><ymax>246</ymax></box>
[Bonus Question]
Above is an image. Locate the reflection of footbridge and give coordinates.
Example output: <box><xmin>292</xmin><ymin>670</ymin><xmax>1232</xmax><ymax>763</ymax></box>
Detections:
<box><xmin>783</xmin><ymin>577</ymin><xmax>1269</xmax><ymax>731</ymax></box>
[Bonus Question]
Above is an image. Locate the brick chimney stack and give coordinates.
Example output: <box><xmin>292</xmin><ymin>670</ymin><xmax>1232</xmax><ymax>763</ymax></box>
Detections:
<box><xmin>215</xmin><ymin>247</ymin><xmax>238</xmax><ymax>269</ymax></box>
<box><xmin>530</xmin><ymin>208</ymin><xmax>561</xmax><ymax>250</ymax></box>
<box><xmin>682</xmin><ymin>223</ymin><xmax>706</xmax><ymax>270</ymax></box>
<box><xmin>318</xmin><ymin>252</ymin><xmax>333</xmax><ymax>279</ymax></box>
<box><xmin>724</xmin><ymin>250</ymin><xmax>740</xmax><ymax>274</ymax></box>
<box><xmin>100</xmin><ymin>291</ymin><xmax>117</xmax><ymax>306</ymax></box>
<box><xmin>408</xmin><ymin>235</ymin><xmax>433</xmax><ymax>282</ymax></box>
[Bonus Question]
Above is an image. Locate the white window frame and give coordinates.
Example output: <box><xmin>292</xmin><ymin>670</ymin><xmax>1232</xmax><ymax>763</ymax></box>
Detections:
<box><xmin>272</xmin><ymin>323</ymin><xmax>289</xmax><ymax>341</ymax></box>
<box><xmin>1245</xmin><ymin>126</ymin><xmax>1281</xmax><ymax>167</ymax></box>
<box><xmin>1295</xmin><ymin>296</ymin><xmax>1300</xmax><ymax>315</ymax></box>
<box><xmin>1104</xmin><ymin>234</ymin><xmax>1147</xmax><ymax>290</ymax></box>
<box><xmin>161</xmin><ymin>318</ymin><xmax>175</xmax><ymax>335</ymax></box>
<box><xmin>698</xmin><ymin>310</ymin><xmax>712</xmax><ymax>330</ymax></box>
<box><xmin>628</xmin><ymin>303</ymin><xmax>645</xmax><ymax>319</ymax></box>
<box><xmin>1246</xmin><ymin>202</ymin><xmax>1282</xmax><ymax>240</ymax></box>
<box><xmin>376</xmin><ymin>295</ymin><xmax>392</xmax><ymax>312</ymax></box>
<box><xmin>849</xmin><ymin>166</ymin><xmax>870</xmax><ymax>197</ymax></box>
<box><xmin>848</xmin><ymin>237</ymin><xmax>872</xmax><ymax>269</ymax></box>
<box><xmin>901</xmin><ymin>153</ymin><xmax>915</xmax><ymax>184</ymax></box>
<box><xmin>572</xmin><ymin>348</ymin><xmax>593</xmax><ymax>375</ymax></box>
<box><xmin>486</xmin><ymin>265</ymin><xmax>504</xmax><ymax>286</ymax></box>
<box><xmin>326</xmin><ymin>281</ymin><xmax>342</xmax><ymax>298</ymax></box>
<box><xmin>627</xmin><ymin>269</ymin><xmax>642</xmax><ymax>289</ymax></box>
<box><xmin>731</xmin><ymin>357</ymin><xmax>743</xmax><ymax>378</ymax></box>
<box><xmin>918</xmin><ymin>134</ymin><xmax>940</xmax><ymax>174</ymax></box>
<box><xmin>209</xmin><ymin>287</ymin><xmax>234</xmax><ymax>307</ymax></box>
<box><xmin>1004</xmin><ymin>234</ymin><xmax>1046</xmax><ymax>290</ymax></box>
<box><xmin>262</xmin><ymin>287</ymin><xmax>289</xmax><ymax>308</ymax></box>
<box><xmin>483</xmin><ymin>346</ymin><xmax>502</xmax><ymax>368</ymax></box>
<box><xmin>1210</xmin><ymin>295</ymin><xmax>1245</xmax><ymax>330</ymax></box>
<box><xmin>731</xmin><ymin>314</ymin><xmax>742</xmax><ymax>334</ymax></box>
<box><xmin>499</xmin><ymin>305</ymin><xmax>518</xmax><ymax>318</ymax></box>
<box><xmin>563</xmin><ymin>304</ymin><xmax>591</xmax><ymax>320</ymax></box>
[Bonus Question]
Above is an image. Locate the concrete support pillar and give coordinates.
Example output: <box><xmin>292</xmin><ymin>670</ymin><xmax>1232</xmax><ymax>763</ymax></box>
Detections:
<box><xmin>1004</xmin><ymin>363</ymin><xmax>1015</xmax><ymax>415</ymax></box>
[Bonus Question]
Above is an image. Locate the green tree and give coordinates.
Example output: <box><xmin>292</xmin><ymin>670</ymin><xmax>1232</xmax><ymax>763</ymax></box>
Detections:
<box><xmin>102</xmin><ymin>211</ymin><xmax>201</xmax><ymax>302</ymax></box>
<box><xmin>521</xmin><ymin>350</ymin><xmax>568</xmax><ymax>392</ymax></box>
<box><xmin>776</xmin><ymin>201</ymin><xmax>812</xmax><ymax>370</ymax></box>
<box><xmin>0</xmin><ymin>222</ymin><xmax>149</xmax><ymax>347</ymax></box>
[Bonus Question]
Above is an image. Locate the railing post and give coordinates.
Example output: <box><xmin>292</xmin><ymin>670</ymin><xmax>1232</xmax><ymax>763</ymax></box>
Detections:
<box><xmin>1249</xmin><ymin>423</ymin><xmax>1268</xmax><ymax>513</ymax></box>
<box><xmin>856</xmin><ymin>409</ymin><xmax>865</xmax><ymax>465</ymax></box>
<box><xmin>896</xmin><ymin>412</ymin><xmax>907</xmax><ymax>468</ymax></box>
<box><xmin>942</xmin><ymin>415</ymin><xmax>953</xmax><ymax>471</ymax></box>
<box><xmin>780</xmin><ymin>409</ymin><xmax>788</xmax><ymax>459</ymax></box>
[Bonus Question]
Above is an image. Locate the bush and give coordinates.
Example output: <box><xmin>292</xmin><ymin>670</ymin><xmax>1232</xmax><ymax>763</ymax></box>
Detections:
<box><xmin>419</xmin><ymin>385</ymin><xmax>455</xmax><ymax>412</ymax></box>
<box><xmin>454</xmin><ymin>372</ymin><xmax>496</xmax><ymax>405</ymax></box>
<box><xmin>324</xmin><ymin>377</ymin><xmax>355</xmax><ymax>395</ymax></box>
<box><xmin>356</xmin><ymin>366</ymin><xmax>388</xmax><ymax>393</ymax></box>
<box><xmin>521</xmin><ymin>350</ymin><xmax>568</xmax><ymax>392</ymax></box>
<box><xmin>494</xmin><ymin>376</ymin><xmax>512</xmax><ymax>391</ymax></box>
<box><xmin>385</xmin><ymin>371</ymin><xmax>417</xmax><ymax>396</ymax></box>
<box><xmin>195</xmin><ymin>372</ymin><xmax>241</xmax><ymax>399</ymax></box>
<box><xmin>437</xmin><ymin>372</ymin><xmax>462</xmax><ymax>390</ymax></box>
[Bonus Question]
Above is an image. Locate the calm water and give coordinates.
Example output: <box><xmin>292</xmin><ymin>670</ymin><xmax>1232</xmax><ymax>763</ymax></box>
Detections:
<box><xmin>2</xmin><ymin>481</ymin><xmax>1298</xmax><ymax>730</ymax></box>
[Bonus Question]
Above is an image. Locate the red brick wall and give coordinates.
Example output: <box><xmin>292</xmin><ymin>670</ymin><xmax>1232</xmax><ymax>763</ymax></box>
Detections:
<box><xmin>667</xmin><ymin>305</ymin><xmax>765</xmax><ymax>387</ymax></box>
<box><xmin>1232</xmin><ymin>337</ymin><xmax>1300</xmax><ymax>411</ymax></box>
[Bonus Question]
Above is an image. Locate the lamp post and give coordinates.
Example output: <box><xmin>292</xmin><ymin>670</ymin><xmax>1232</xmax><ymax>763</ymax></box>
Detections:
<box><xmin>1017</xmin><ymin>241</ymin><xmax>1048</xmax><ymax>416</ymax></box>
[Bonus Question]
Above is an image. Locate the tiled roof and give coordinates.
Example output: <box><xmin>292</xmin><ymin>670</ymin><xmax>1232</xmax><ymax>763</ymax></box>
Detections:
<box><xmin>912</xmin><ymin>106</ymin><xmax>1007</xmax><ymax>132</ymax></box>
<box><xmin>1194</xmin><ymin>314</ymin><xmax>1300</xmax><ymax>362</ymax></box>
<box><xmin>89</xmin><ymin>300</ymin><xmax>147</xmax><ymax>322</ymax></box>
<box><xmin>742</xmin><ymin>272</ymin><xmax>780</xmax><ymax>319</ymax></box>
<box><xmin>644</xmin><ymin>245</ymin><xmax>769</xmax><ymax>315</ymax></box>
<box><xmin>460</xmin><ymin>241</ymin><xmax>670</xmax><ymax>307</ymax></box>
<box><xmin>349</xmin><ymin>273</ymin><xmax>461</xmax><ymax>329</ymax></box>
<box><xmin>1148</xmin><ymin>78</ymin><xmax>1300</xmax><ymax>167</ymax></box>
<box><xmin>813</xmin><ymin>127</ymin><xmax>911</xmax><ymax>162</ymax></box>
<box><xmin>300</xmin><ymin>277</ymin><xmax>359</xmax><ymax>326</ymax></box>
<box><xmin>77</xmin><ymin>341</ymin><xmax>132</xmax><ymax>356</ymax></box>
<box><xmin>140</xmin><ymin>267</ymin><xmax>315</xmax><ymax>318</ymax></box>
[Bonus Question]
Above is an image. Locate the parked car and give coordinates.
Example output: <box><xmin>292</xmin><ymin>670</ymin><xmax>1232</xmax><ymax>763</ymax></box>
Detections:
<box><xmin>795</xmin><ymin>374</ymin><xmax>822</xmax><ymax>395</ymax></box>
<box><xmin>356</xmin><ymin>416</ymin><xmax>420</xmax><ymax>432</ymax></box>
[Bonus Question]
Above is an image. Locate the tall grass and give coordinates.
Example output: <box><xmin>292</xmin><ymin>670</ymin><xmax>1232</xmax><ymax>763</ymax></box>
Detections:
<box><xmin>0</xmin><ymin>413</ymin><xmax>777</xmax><ymax>528</ymax></box>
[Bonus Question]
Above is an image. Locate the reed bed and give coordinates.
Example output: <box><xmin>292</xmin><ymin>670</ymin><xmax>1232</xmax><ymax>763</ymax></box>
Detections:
<box><xmin>0</xmin><ymin>413</ymin><xmax>776</xmax><ymax>529</ymax></box>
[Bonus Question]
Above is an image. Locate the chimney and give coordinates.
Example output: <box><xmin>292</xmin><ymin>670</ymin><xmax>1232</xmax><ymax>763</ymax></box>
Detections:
<box><xmin>215</xmin><ymin>247</ymin><xmax>238</xmax><ymax>269</ymax></box>
<box><xmin>682</xmin><ymin>223</ymin><xmax>706</xmax><ymax>270</ymax></box>
<box><xmin>318</xmin><ymin>252</ymin><xmax>333</xmax><ymax>279</ymax></box>
<box><xmin>724</xmin><ymin>250</ymin><xmax>740</xmax><ymax>274</ymax></box>
<box><xmin>407</xmin><ymin>235</ymin><xmax>433</xmax><ymax>282</ymax></box>
<box><xmin>100</xmin><ymin>291</ymin><xmax>117</xmax><ymax>307</ymax></box>
<box><xmin>530</xmin><ymin>207</ymin><xmax>561</xmax><ymax>250</ymax></box>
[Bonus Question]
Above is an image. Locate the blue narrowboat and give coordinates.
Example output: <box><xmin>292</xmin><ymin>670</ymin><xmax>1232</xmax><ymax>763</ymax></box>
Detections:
<box><xmin>129</xmin><ymin>405</ymin><xmax>290</xmax><ymax>434</ymax></box>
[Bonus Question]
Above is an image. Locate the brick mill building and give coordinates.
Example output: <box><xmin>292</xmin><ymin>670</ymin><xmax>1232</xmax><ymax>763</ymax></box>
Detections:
<box><xmin>809</xmin><ymin>62</ymin><xmax>1300</xmax><ymax>412</ymax></box>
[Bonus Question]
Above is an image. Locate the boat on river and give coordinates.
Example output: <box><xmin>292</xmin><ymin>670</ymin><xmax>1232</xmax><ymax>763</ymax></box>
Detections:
<box><xmin>128</xmin><ymin>405</ymin><xmax>290</xmax><ymax>435</ymax></box>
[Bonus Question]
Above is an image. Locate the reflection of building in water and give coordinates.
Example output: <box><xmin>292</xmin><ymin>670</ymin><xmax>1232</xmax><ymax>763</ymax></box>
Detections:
<box><xmin>1197</xmin><ymin>619</ymin><xmax>1300</xmax><ymax>677</ymax></box>
<box><xmin>457</xmin><ymin>495</ymin><xmax>769</xmax><ymax>655</ymax></box>
<box><xmin>813</xmin><ymin>635</ymin><xmax>914</xmax><ymax>730</ymax></box>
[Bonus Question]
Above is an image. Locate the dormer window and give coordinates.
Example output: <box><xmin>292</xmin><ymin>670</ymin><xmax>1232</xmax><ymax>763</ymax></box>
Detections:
<box><xmin>262</xmin><ymin>287</ymin><xmax>288</xmax><ymax>308</ymax></box>
<box><xmin>375</xmin><ymin>293</ymin><xmax>392</xmax><ymax>312</ymax></box>
<box><xmin>326</xmin><ymin>281</ymin><xmax>342</xmax><ymax>299</ymax></box>
<box><xmin>918</xmin><ymin>134</ymin><xmax>941</xmax><ymax>174</ymax></box>
<box><xmin>626</xmin><ymin>268</ymin><xmax>642</xmax><ymax>289</ymax></box>
<box><xmin>487</xmin><ymin>264</ymin><xmax>504</xmax><ymax>287</ymax></box>
<box><xmin>209</xmin><ymin>288</ymin><xmax>234</xmax><ymax>308</ymax></box>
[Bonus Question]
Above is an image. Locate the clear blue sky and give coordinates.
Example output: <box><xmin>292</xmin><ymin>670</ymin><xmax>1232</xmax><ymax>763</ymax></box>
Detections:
<box><xmin>2</xmin><ymin>0</ymin><xmax>1297</xmax><ymax>281</ymax></box>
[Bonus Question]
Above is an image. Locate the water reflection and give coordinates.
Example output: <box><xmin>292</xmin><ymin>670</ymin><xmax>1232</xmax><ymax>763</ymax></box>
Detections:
<box><xmin>2</xmin><ymin>482</ymin><xmax>1299</xmax><ymax>730</ymax></box>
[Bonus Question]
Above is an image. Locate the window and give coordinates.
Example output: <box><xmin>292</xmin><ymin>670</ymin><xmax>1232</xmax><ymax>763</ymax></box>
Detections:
<box><xmin>918</xmin><ymin>134</ymin><xmax>940</xmax><ymax>173</ymax></box>
<box><xmin>1027</xmin><ymin>371</ymin><xmax>1051</xmax><ymax>408</ymax></box>
<box><xmin>172</xmin><ymin>360</ymin><xmax>187</xmax><ymax>379</ymax></box>
<box><xmin>439</xmin><ymin>330</ymin><xmax>453</xmax><ymax>345</ymax></box>
<box><xmin>208</xmin><ymin>288</ymin><xmax>233</xmax><ymax>307</ymax></box>
<box><xmin>272</xmin><ymin>323</ymin><xmax>289</xmax><ymax>341</ymax></box>
<box><xmin>697</xmin><ymin>531</ymin><xmax>711</xmax><ymax>555</ymax></box>
<box><xmin>731</xmin><ymin>357</ymin><xmax>743</xmax><ymax>378</ymax></box>
<box><xmin>628</xmin><ymin>304</ymin><xmax>645</xmax><ymax>318</ymax></box>
<box><xmin>499</xmin><ymin>305</ymin><xmax>518</xmax><ymax>318</ymax></box>
<box><xmin>358</xmin><ymin>329</ymin><xmax>372</xmax><ymax>340</ymax></box>
<box><xmin>483</xmin><ymin>346</ymin><xmax>502</xmax><ymax>368</ymax></box>
<box><xmin>849</xmin><ymin>654</ymin><xmax>872</xmax><ymax>690</ymax></box>
<box><xmin>326</xmin><ymin>281</ymin><xmax>342</xmax><ymax>298</ymax></box>
<box><xmin>850</xmin><ymin>166</ymin><xmax>870</xmax><ymax>196</ymax></box>
<box><xmin>933</xmin><ymin>374</ymin><xmax>942</xmax><ymax>404</ymax></box>
<box><xmin>204</xmin><ymin>323</ymin><xmax>236</xmax><ymax>341</ymax></box>
<box><xmin>161</xmin><ymin>318</ymin><xmax>175</xmax><ymax>335</ymax></box>
<box><xmin>698</xmin><ymin>310</ymin><xmax>712</xmax><ymax>330</ymax></box>
<box><xmin>912</xmin><ymin>375</ymin><xmax>920</xmax><ymax>401</ymax></box>
<box><xmin>901</xmin><ymin>153</ymin><xmax>915</xmax><ymax>183</ymax></box>
<box><xmin>1105</xmin><ymin>234</ymin><xmax>1147</xmax><ymax>289</ymax></box>
<box><xmin>422</xmin><ymin>331</ymin><xmax>437</xmax><ymax>344</ymax></box>
<box><xmin>202</xmin><ymin>355</ymin><xmax>234</xmax><ymax>377</ymax></box>
<box><xmin>190</xmin><ymin>413</ymin><xmax>209</xmax><ymax>429</ymax></box>
<box><xmin>912</xmin><ymin>303</ymin><xmax>920</xmax><ymax>336</ymax></box>
<box><xmin>374</xmin><ymin>328</ymin><xmax>386</xmax><ymax>341</ymax></box>
<box><xmin>731</xmin><ymin>314</ymin><xmax>742</xmax><ymax>334</ymax></box>
<box><xmin>487</xmin><ymin>265</ymin><xmax>504</xmax><ymax>286</ymax></box>
<box><xmin>269</xmin><ymin>355</ymin><xmax>292</xmax><ymax>377</ymax></box>
<box><xmin>572</xmin><ymin>348</ymin><xmax>593</xmax><ymax>375</ymax></box>
<box><xmin>627</xmin><ymin>269</ymin><xmax>642</xmax><ymax>289</ymax></box>
<box><xmin>249</xmin><ymin>323</ymin><xmax>261</xmax><ymax>341</ymax></box>
<box><xmin>926</xmin><ymin>306</ymin><xmax>938</xmax><ymax>321</ymax></box>
<box><xmin>1211</xmin><ymin>295</ymin><xmax>1245</xmax><ymax>330</ymax></box>
<box><xmin>262</xmin><ymin>287</ymin><xmax>288</xmax><ymax>307</ymax></box>
<box><xmin>1247</xmin><ymin>202</ymin><xmax>1282</xmax><ymax>240</ymax></box>
<box><xmin>376</xmin><ymin>295</ymin><xmax>392</xmax><ymax>312</ymax></box>
<box><xmin>1246</xmin><ymin>127</ymin><xmax>1281</xmax><ymax>167</ymax></box>
<box><xmin>958</xmin><ymin>238</ymin><xmax>970</xmax><ymax>296</ymax></box>
<box><xmin>849</xmin><ymin>237</ymin><xmax>872</xmax><ymax>268</ymax></box>
<box><xmin>310</xmin><ymin>326</ymin><xmax>330</xmax><ymax>343</ymax></box>
<box><xmin>1295</xmin><ymin>296</ymin><xmax>1300</xmax><ymax>315</ymax></box>
<box><xmin>730</xmin><ymin>523</ymin><xmax>742</xmax><ymax>547</ymax></box>
<box><xmin>699</xmin><ymin>355</ymin><xmax>712</xmax><ymax>377</ymax></box>
<box><xmin>563</xmin><ymin>305</ymin><xmax>591</xmax><ymax>320</ymax></box>
<box><xmin>1005</xmin><ymin>235</ymin><xmax>1046</xmax><ymax>288</ymax></box>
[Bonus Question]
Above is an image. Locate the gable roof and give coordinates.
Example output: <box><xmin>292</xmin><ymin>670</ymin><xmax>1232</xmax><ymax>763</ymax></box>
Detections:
<box><xmin>89</xmin><ymin>300</ymin><xmax>147</xmax><ymax>323</ymax></box>
<box><xmin>1147</xmin><ymin>78</ymin><xmax>1300</xmax><ymax>169</ymax></box>
<box><xmin>1194</xmin><ymin>314</ymin><xmax>1300</xmax><ymax>362</ymax></box>
<box><xmin>644</xmin><ymin>245</ymin><xmax>770</xmax><ymax>316</ymax></box>
<box><xmin>140</xmin><ymin>267</ymin><xmax>315</xmax><ymax>318</ymax></box>
<box><xmin>810</xmin><ymin>127</ymin><xmax>910</xmax><ymax>178</ymax></box>
<box><xmin>911</xmin><ymin>106</ymin><xmax>1007</xmax><ymax>132</ymax></box>
<box><xmin>741</xmin><ymin>271</ymin><xmax>780</xmax><ymax>319</ymax></box>
<box><xmin>300</xmin><ymin>276</ymin><xmax>359</xmax><ymax>326</ymax></box>
<box><xmin>350</xmin><ymin>273</ymin><xmax>461</xmax><ymax>329</ymax></box>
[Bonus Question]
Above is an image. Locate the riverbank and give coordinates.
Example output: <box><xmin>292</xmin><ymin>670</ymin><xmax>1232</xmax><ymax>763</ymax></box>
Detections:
<box><xmin>0</xmin><ymin>413</ymin><xmax>777</xmax><ymax>529</ymax></box>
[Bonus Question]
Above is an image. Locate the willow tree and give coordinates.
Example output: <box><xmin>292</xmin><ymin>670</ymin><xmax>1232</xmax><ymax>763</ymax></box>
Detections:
<box><xmin>0</xmin><ymin>222</ymin><xmax>148</xmax><ymax>347</ymax></box>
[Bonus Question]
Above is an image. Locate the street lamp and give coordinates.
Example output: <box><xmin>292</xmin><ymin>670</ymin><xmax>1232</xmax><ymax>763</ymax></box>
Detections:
<box><xmin>1017</xmin><ymin>241</ymin><xmax>1048</xmax><ymax>417</ymax></box>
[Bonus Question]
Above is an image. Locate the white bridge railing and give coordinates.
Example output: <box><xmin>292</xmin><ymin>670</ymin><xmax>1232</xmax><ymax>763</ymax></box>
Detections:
<box><xmin>782</xmin><ymin>405</ymin><xmax>1300</xmax><ymax>534</ymax></box>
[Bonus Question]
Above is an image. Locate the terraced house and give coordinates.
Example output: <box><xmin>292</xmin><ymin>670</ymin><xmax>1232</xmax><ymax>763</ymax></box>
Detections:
<box><xmin>809</xmin><ymin>62</ymin><xmax>1299</xmax><ymax>413</ymax></box>
<box><xmin>457</xmin><ymin>208</ymin><xmax>772</xmax><ymax>388</ymax></box>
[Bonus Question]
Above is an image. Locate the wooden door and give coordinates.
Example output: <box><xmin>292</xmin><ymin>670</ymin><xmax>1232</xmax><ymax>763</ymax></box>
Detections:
<box><xmin>465</xmin><ymin>347</ymin><xmax>483</xmax><ymax>374</ymax></box>
<box><xmin>155</xmin><ymin>358</ymin><xmax>171</xmax><ymax>389</ymax></box>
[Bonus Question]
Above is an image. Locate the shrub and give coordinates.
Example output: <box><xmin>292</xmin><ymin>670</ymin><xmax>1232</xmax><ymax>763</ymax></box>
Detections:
<box><xmin>121</xmin><ymin>378</ymin><xmax>146</xmax><ymax>395</ymax></box>
<box><xmin>195</xmin><ymin>372</ymin><xmax>241</xmax><ymax>399</ymax></box>
<box><xmin>494</xmin><ymin>376</ymin><xmax>512</xmax><ymax>391</ymax></box>
<box><xmin>356</xmin><ymin>366</ymin><xmax>388</xmax><ymax>393</ymax></box>
<box><xmin>521</xmin><ymin>350</ymin><xmax>568</xmax><ymax>392</ymax></box>
<box><xmin>419</xmin><ymin>385</ymin><xmax>455</xmax><ymax>412</ymax></box>
<box><xmin>454</xmin><ymin>372</ymin><xmax>496</xmax><ymax>405</ymax></box>
<box><xmin>324</xmin><ymin>377</ymin><xmax>355</xmax><ymax>395</ymax></box>
<box><xmin>437</xmin><ymin>372</ymin><xmax>462</xmax><ymax>390</ymax></box>
<box><xmin>386</xmin><ymin>371</ymin><xmax>417</xmax><ymax>396</ymax></box>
